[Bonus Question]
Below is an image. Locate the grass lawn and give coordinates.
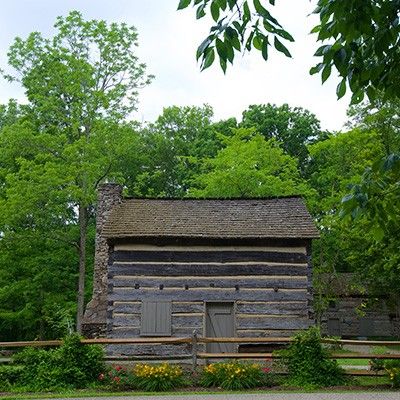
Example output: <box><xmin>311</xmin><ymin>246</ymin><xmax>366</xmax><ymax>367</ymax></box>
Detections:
<box><xmin>0</xmin><ymin>377</ymin><xmax>394</xmax><ymax>400</ymax></box>
<box><xmin>337</xmin><ymin>358</ymin><xmax>370</xmax><ymax>366</ymax></box>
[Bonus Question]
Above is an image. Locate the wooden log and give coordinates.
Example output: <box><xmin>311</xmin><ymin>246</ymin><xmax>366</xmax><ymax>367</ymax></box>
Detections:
<box><xmin>110</xmin><ymin>288</ymin><xmax>308</xmax><ymax>302</ymax></box>
<box><xmin>112</xmin><ymin>315</ymin><xmax>141</xmax><ymax>327</ymax></box>
<box><xmin>172</xmin><ymin>302</ymin><xmax>205</xmax><ymax>313</ymax></box>
<box><xmin>109</xmin><ymin>263</ymin><xmax>308</xmax><ymax>277</ymax></box>
<box><xmin>112</xmin><ymin>301</ymin><xmax>205</xmax><ymax>314</ymax></box>
<box><xmin>199</xmin><ymin>337</ymin><xmax>293</xmax><ymax>343</ymax></box>
<box><xmin>173</xmin><ymin>315</ymin><xmax>203</xmax><ymax>328</ymax></box>
<box><xmin>105</xmin><ymin>354</ymin><xmax>192</xmax><ymax>361</ymax></box>
<box><xmin>106</xmin><ymin>344</ymin><xmax>191</xmax><ymax>357</ymax></box>
<box><xmin>198</xmin><ymin>352</ymin><xmax>278</xmax><ymax>359</ymax></box>
<box><xmin>111</xmin><ymin>313</ymin><xmax>203</xmax><ymax>329</ymax></box>
<box><xmin>197</xmin><ymin>352</ymin><xmax>400</xmax><ymax>360</ymax></box>
<box><xmin>236</xmin><ymin>301</ymin><xmax>308</xmax><ymax>315</ymax></box>
<box><xmin>112</xmin><ymin>276</ymin><xmax>308</xmax><ymax>289</ymax></box>
<box><xmin>82</xmin><ymin>337</ymin><xmax>191</xmax><ymax>344</ymax></box>
<box><xmin>112</xmin><ymin>250</ymin><xmax>308</xmax><ymax>264</ymax></box>
<box><xmin>237</xmin><ymin>316</ymin><xmax>312</xmax><ymax>330</ymax></box>
<box><xmin>237</xmin><ymin>329</ymin><xmax>295</xmax><ymax>337</ymax></box>
<box><xmin>113</xmin><ymin>244</ymin><xmax>307</xmax><ymax>254</ymax></box>
<box><xmin>108</xmin><ymin>327</ymin><xmax>141</xmax><ymax>338</ymax></box>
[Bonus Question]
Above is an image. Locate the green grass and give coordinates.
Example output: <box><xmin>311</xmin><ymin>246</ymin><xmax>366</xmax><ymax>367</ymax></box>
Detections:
<box><xmin>0</xmin><ymin>377</ymin><xmax>395</xmax><ymax>400</ymax></box>
<box><xmin>337</xmin><ymin>358</ymin><xmax>370</xmax><ymax>366</ymax></box>
<box><xmin>352</xmin><ymin>375</ymin><xmax>391</xmax><ymax>387</ymax></box>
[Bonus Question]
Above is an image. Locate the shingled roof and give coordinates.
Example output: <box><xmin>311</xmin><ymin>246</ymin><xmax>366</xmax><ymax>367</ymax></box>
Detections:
<box><xmin>102</xmin><ymin>197</ymin><xmax>319</xmax><ymax>239</ymax></box>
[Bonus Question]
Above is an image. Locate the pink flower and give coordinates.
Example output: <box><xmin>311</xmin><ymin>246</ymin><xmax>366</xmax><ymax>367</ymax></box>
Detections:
<box><xmin>263</xmin><ymin>367</ymin><xmax>271</xmax><ymax>373</ymax></box>
<box><xmin>98</xmin><ymin>373</ymin><xmax>105</xmax><ymax>381</ymax></box>
<box><xmin>115</xmin><ymin>365</ymin><xmax>123</xmax><ymax>371</ymax></box>
<box><xmin>113</xmin><ymin>376</ymin><xmax>121</xmax><ymax>383</ymax></box>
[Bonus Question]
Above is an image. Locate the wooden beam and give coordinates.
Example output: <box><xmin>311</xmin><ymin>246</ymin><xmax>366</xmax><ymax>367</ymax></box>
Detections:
<box><xmin>112</xmin><ymin>250</ymin><xmax>308</xmax><ymax>264</ymax></box>
<box><xmin>0</xmin><ymin>340</ymin><xmax>62</xmax><ymax>348</ymax></box>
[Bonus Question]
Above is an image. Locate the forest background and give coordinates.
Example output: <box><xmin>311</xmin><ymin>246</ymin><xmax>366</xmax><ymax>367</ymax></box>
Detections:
<box><xmin>0</xmin><ymin>10</ymin><xmax>399</xmax><ymax>340</ymax></box>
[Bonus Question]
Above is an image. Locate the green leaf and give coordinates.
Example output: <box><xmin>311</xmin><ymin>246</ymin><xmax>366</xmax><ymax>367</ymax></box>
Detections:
<box><xmin>231</xmin><ymin>36</ymin><xmax>241</xmax><ymax>50</ymax></box>
<box><xmin>274</xmin><ymin>36</ymin><xmax>291</xmax><ymax>57</ymax></box>
<box><xmin>253</xmin><ymin>35</ymin><xmax>263</xmax><ymax>51</ymax></box>
<box><xmin>314</xmin><ymin>45</ymin><xmax>331</xmax><ymax>57</ymax></box>
<box><xmin>217</xmin><ymin>0</ymin><xmax>227</xmax><ymax>10</ymax></box>
<box><xmin>216</xmin><ymin>38</ymin><xmax>227</xmax><ymax>60</ymax></box>
<box><xmin>225</xmin><ymin>40</ymin><xmax>234</xmax><ymax>62</ymax></box>
<box><xmin>261</xmin><ymin>36</ymin><xmax>269</xmax><ymax>60</ymax></box>
<box><xmin>197</xmin><ymin>37</ymin><xmax>212</xmax><ymax>60</ymax></box>
<box><xmin>336</xmin><ymin>78</ymin><xmax>346</xmax><ymax>99</ymax></box>
<box><xmin>310</xmin><ymin>25</ymin><xmax>321</xmax><ymax>34</ymax></box>
<box><xmin>196</xmin><ymin>4</ymin><xmax>206</xmax><ymax>19</ymax></box>
<box><xmin>202</xmin><ymin>48</ymin><xmax>215</xmax><ymax>70</ymax></box>
<box><xmin>177</xmin><ymin>0</ymin><xmax>191</xmax><ymax>10</ymax></box>
<box><xmin>371</xmin><ymin>225</ymin><xmax>385</xmax><ymax>241</ymax></box>
<box><xmin>321</xmin><ymin>64</ymin><xmax>331</xmax><ymax>83</ymax></box>
<box><xmin>253</xmin><ymin>0</ymin><xmax>268</xmax><ymax>16</ymax></box>
<box><xmin>211</xmin><ymin>1</ymin><xmax>220</xmax><ymax>22</ymax></box>
<box><xmin>243</xmin><ymin>1</ymin><xmax>251</xmax><ymax>20</ymax></box>
<box><xmin>309</xmin><ymin>63</ymin><xmax>324</xmax><ymax>75</ymax></box>
<box><xmin>220</xmin><ymin>57</ymin><xmax>227</xmax><ymax>73</ymax></box>
<box><xmin>276</xmin><ymin>28</ymin><xmax>294</xmax><ymax>42</ymax></box>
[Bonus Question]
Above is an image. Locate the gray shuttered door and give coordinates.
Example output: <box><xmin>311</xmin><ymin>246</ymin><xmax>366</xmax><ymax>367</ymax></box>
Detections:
<box><xmin>206</xmin><ymin>302</ymin><xmax>235</xmax><ymax>353</ymax></box>
<box><xmin>141</xmin><ymin>300</ymin><xmax>171</xmax><ymax>336</ymax></box>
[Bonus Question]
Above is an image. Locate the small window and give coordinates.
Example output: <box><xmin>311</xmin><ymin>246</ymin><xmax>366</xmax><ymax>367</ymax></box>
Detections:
<box><xmin>141</xmin><ymin>300</ymin><xmax>172</xmax><ymax>336</ymax></box>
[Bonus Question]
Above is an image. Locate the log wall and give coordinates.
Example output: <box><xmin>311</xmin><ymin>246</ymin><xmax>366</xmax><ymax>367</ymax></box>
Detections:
<box><xmin>106</xmin><ymin>241</ymin><xmax>314</xmax><ymax>356</ymax></box>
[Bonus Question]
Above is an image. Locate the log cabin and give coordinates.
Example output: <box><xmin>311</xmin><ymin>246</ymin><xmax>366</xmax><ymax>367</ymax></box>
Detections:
<box><xmin>83</xmin><ymin>183</ymin><xmax>319</xmax><ymax>356</ymax></box>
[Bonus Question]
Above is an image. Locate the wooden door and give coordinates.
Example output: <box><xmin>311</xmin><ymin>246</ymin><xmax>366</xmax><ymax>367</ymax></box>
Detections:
<box><xmin>206</xmin><ymin>302</ymin><xmax>235</xmax><ymax>353</ymax></box>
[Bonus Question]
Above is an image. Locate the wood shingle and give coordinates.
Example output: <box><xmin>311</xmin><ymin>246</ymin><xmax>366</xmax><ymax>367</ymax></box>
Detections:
<box><xmin>102</xmin><ymin>196</ymin><xmax>319</xmax><ymax>239</ymax></box>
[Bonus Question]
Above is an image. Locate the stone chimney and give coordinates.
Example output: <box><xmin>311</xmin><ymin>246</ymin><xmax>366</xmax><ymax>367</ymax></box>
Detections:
<box><xmin>82</xmin><ymin>183</ymin><xmax>123</xmax><ymax>337</ymax></box>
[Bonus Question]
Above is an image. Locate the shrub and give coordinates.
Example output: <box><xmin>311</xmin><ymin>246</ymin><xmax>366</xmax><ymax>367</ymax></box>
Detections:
<box><xmin>384</xmin><ymin>360</ymin><xmax>400</xmax><ymax>388</ymax></box>
<box><xmin>0</xmin><ymin>365</ymin><xmax>25</xmax><ymax>390</ymax></box>
<box><xmin>98</xmin><ymin>365</ymin><xmax>137</xmax><ymax>390</ymax></box>
<box><xmin>200</xmin><ymin>361</ymin><xmax>268</xmax><ymax>390</ymax></box>
<box><xmin>133</xmin><ymin>363</ymin><xmax>185</xmax><ymax>391</ymax></box>
<box><xmin>12</xmin><ymin>333</ymin><xmax>105</xmax><ymax>391</ymax></box>
<box><xmin>280</xmin><ymin>327</ymin><xmax>346</xmax><ymax>388</ymax></box>
<box><xmin>369</xmin><ymin>358</ymin><xmax>385</xmax><ymax>372</ymax></box>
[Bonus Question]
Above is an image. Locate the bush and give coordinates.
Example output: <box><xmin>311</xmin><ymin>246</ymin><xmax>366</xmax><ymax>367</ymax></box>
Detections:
<box><xmin>12</xmin><ymin>333</ymin><xmax>105</xmax><ymax>391</ymax></box>
<box><xmin>0</xmin><ymin>365</ymin><xmax>25</xmax><ymax>390</ymax></box>
<box><xmin>200</xmin><ymin>361</ymin><xmax>269</xmax><ymax>390</ymax></box>
<box><xmin>98</xmin><ymin>365</ymin><xmax>137</xmax><ymax>390</ymax></box>
<box><xmin>280</xmin><ymin>327</ymin><xmax>346</xmax><ymax>388</ymax></box>
<box><xmin>133</xmin><ymin>363</ymin><xmax>185</xmax><ymax>391</ymax></box>
<box><xmin>384</xmin><ymin>360</ymin><xmax>400</xmax><ymax>388</ymax></box>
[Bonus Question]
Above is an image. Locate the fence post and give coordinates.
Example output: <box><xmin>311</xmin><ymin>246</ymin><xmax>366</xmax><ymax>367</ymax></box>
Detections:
<box><xmin>191</xmin><ymin>330</ymin><xmax>198</xmax><ymax>372</ymax></box>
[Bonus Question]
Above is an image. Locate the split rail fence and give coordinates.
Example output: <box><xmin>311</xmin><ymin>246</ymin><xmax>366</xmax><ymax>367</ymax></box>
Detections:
<box><xmin>2</xmin><ymin>335</ymin><xmax>400</xmax><ymax>376</ymax></box>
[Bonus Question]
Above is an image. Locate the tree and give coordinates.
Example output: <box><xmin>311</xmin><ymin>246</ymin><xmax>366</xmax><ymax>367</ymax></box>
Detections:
<box><xmin>0</xmin><ymin>11</ymin><xmax>152</xmax><ymax>332</ymax></box>
<box><xmin>190</xmin><ymin>127</ymin><xmax>311</xmax><ymax>197</ymax></box>
<box><xmin>177</xmin><ymin>0</ymin><xmax>400</xmax><ymax>103</ymax></box>
<box><xmin>131</xmin><ymin>105</ymin><xmax>221</xmax><ymax>197</ymax></box>
<box><xmin>241</xmin><ymin>103</ymin><xmax>326</xmax><ymax>172</ymax></box>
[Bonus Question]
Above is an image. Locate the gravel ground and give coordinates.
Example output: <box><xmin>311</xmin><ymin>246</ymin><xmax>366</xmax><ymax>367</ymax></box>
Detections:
<box><xmin>51</xmin><ymin>392</ymin><xmax>400</xmax><ymax>400</ymax></box>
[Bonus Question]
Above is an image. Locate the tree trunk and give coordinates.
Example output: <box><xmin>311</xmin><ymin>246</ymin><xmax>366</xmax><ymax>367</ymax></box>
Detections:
<box><xmin>76</xmin><ymin>203</ymin><xmax>87</xmax><ymax>334</ymax></box>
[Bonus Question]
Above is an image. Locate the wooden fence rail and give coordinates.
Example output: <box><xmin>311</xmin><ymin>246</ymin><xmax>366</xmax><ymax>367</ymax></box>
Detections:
<box><xmin>1</xmin><ymin>336</ymin><xmax>400</xmax><ymax>377</ymax></box>
<box><xmin>2</xmin><ymin>337</ymin><xmax>400</xmax><ymax>348</ymax></box>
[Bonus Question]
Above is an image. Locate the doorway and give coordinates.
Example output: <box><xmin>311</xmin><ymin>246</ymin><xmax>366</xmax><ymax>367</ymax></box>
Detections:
<box><xmin>205</xmin><ymin>302</ymin><xmax>235</xmax><ymax>353</ymax></box>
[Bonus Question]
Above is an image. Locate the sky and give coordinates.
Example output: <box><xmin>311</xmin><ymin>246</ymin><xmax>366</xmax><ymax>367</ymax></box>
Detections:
<box><xmin>0</xmin><ymin>0</ymin><xmax>351</xmax><ymax>131</ymax></box>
